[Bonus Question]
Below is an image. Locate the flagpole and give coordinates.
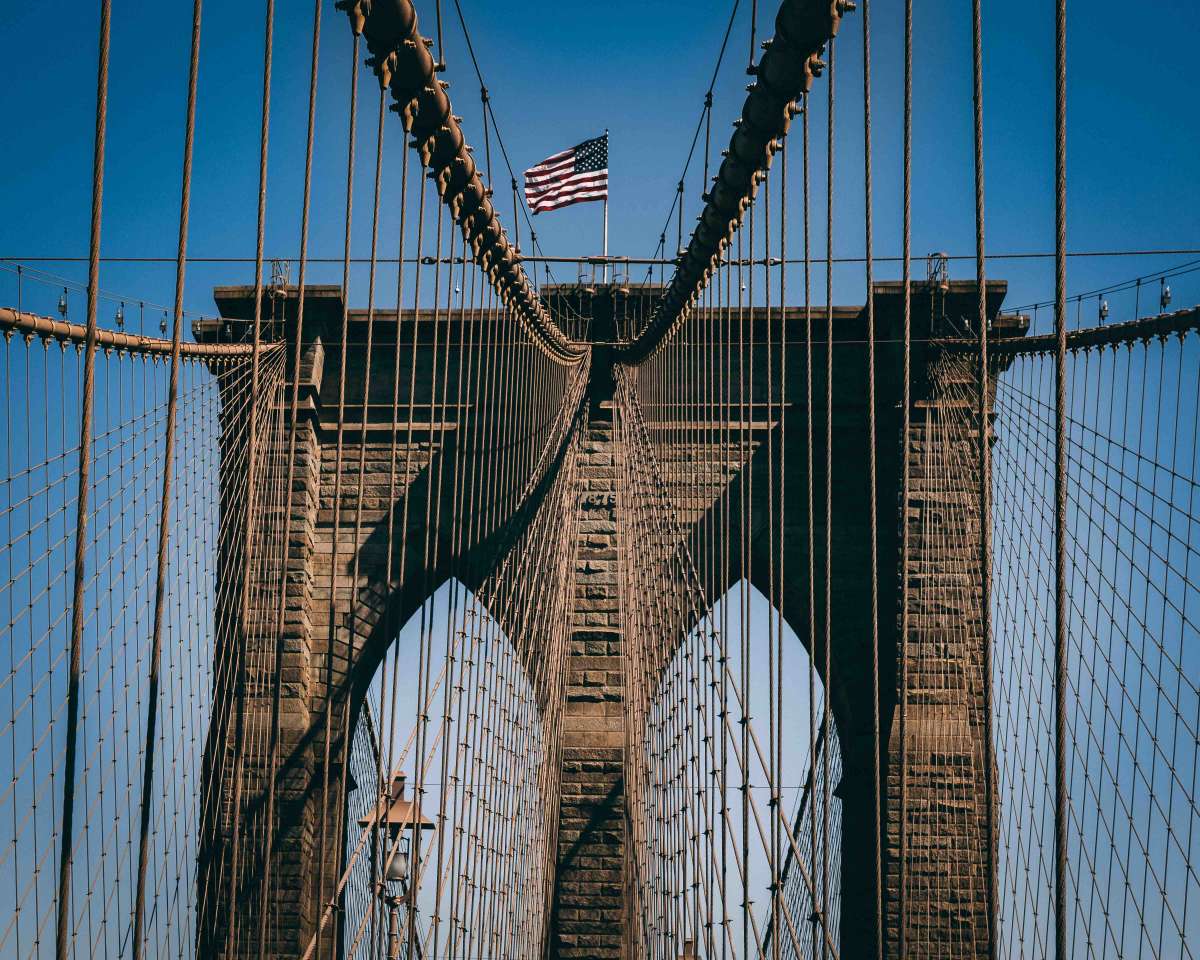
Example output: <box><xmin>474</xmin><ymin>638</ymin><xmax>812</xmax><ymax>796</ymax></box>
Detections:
<box><xmin>602</xmin><ymin>197</ymin><xmax>608</xmax><ymax>284</ymax></box>
<box><xmin>602</xmin><ymin>128</ymin><xmax>609</xmax><ymax>283</ymax></box>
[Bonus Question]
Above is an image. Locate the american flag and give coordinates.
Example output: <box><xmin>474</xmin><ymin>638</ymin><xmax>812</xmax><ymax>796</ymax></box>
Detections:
<box><xmin>523</xmin><ymin>133</ymin><xmax>608</xmax><ymax>214</ymax></box>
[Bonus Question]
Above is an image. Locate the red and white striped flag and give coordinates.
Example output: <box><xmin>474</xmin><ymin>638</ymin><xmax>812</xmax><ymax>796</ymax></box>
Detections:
<box><xmin>523</xmin><ymin>133</ymin><xmax>608</xmax><ymax>214</ymax></box>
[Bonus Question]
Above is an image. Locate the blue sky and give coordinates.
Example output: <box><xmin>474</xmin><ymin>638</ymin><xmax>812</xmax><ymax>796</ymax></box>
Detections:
<box><xmin>1</xmin><ymin>0</ymin><xmax>1197</xmax><ymax>331</ymax></box>
<box><xmin>0</xmin><ymin>3</ymin><xmax>1196</xmax><ymax>952</ymax></box>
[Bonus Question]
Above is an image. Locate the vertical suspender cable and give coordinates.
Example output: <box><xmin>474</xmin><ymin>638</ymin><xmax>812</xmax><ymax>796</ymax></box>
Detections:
<box><xmin>56</xmin><ymin>4</ymin><xmax>111</xmax><ymax>957</ymax></box>
<box><xmin>1053</xmin><ymin>0</ymin><xmax>1070</xmax><ymax>955</ymax></box>
<box><xmin>426</xmin><ymin>214</ymin><xmax>461</xmax><ymax>959</ymax></box>
<box><xmin>511</xmin><ymin>177</ymin><xmax>521</xmax><ymax>254</ymax></box>
<box><xmin>860</xmin><ymin>3</ymin><xmax>883</xmax><ymax>955</ymax></box>
<box><xmin>822</xmin><ymin>40</ymin><xmax>835</xmax><ymax>958</ymax></box>
<box><xmin>736</xmin><ymin>223</ymin><xmax>750</xmax><ymax>960</ymax></box>
<box><xmin>802</xmin><ymin>93</ymin><xmax>819</xmax><ymax>960</ymax></box>
<box><xmin>748</xmin><ymin>0</ymin><xmax>759</xmax><ymax>72</ymax></box>
<box><xmin>720</xmin><ymin>248</ymin><xmax>731</xmax><ymax>960</ymax></box>
<box><xmin>316</xmin><ymin>31</ymin><xmax>360</xmax><ymax>957</ymax></box>
<box><xmin>970</xmin><ymin>0</ymin><xmax>998</xmax><ymax>952</ymax></box>
<box><xmin>778</xmin><ymin>132</ymin><xmax>791</xmax><ymax>960</ymax></box>
<box><xmin>378</xmin><ymin>137</ymin><xmax>410</xmax><ymax>919</ymax></box>
<box><xmin>409</xmin><ymin>188</ymin><xmax>445</xmax><ymax>959</ymax></box>
<box><xmin>703</xmin><ymin>92</ymin><xmax>714</xmax><ymax>197</ymax></box>
<box><xmin>256</xmin><ymin>0</ymin><xmax>322</xmax><ymax>951</ymax></box>
<box><xmin>132</xmin><ymin>2</ymin><xmax>205</xmax><ymax>956</ymax></box>
<box><xmin>434</xmin><ymin>0</ymin><xmax>446</xmax><ymax>69</ymax></box>
<box><xmin>677</xmin><ymin>181</ymin><xmax>685</xmax><ymax>260</ymax></box>
<box><xmin>897</xmin><ymin>0</ymin><xmax>913</xmax><ymax>951</ymax></box>
<box><xmin>763</xmin><ymin>165</ymin><xmax>779</xmax><ymax>960</ymax></box>
<box><xmin>223</xmin><ymin>1</ymin><xmax>274</xmax><ymax>950</ymax></box>
<box><xmin>343</xmin><ymin>80</ymin><xmax>387</xmax><ymax>957</ymax></box>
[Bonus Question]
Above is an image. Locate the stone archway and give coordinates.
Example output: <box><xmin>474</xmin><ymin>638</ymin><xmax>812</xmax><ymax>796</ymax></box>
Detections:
<box><xmin>198</xmin><ymin>280</ymin><xmax>1020</xmax><ymax>959</ymax></box>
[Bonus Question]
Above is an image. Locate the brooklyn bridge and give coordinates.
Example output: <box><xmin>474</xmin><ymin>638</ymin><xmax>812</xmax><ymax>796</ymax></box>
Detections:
<box><xmin>0</xmin><ymin>0</ymin><xmax>1197</xmax><ymax>957</ymax></box>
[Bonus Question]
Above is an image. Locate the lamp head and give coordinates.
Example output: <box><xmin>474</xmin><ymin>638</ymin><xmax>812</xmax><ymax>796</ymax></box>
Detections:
<box><xmin>384</xmin><ymin>833</ymin><xmax>410</xmax><ymax>884</ymax></box>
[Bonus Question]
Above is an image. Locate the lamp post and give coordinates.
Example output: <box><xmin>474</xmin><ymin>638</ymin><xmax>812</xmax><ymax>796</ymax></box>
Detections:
<box><xmin>382</xmin><ymin>836</ymin><xmax>408</xmax><ymax>960</ymax></box>
<box><xmin>358</xmin><ymin>774</ymin><xmax>434</xmax><ymax>959</ymax></box>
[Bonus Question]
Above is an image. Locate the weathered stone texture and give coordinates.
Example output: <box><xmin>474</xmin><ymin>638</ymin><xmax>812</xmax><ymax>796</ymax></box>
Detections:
<box><xmin>552</xmin><ymin>401</ymin><xmax>627</xmax><ymax>958</ymax></box>
<box><xmin>883</xmin><ymin>352</ymin><xmax>995</xmax><ymax>957</ymax></box>
<box><xmin>200</xmin><ymin>282</ymin><xmax>1013</xmax><ymax>959</ymax></box>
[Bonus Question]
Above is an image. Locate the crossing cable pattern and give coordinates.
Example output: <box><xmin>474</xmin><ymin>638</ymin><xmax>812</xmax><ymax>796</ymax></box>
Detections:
<box><xmin>912</xmin><ymin>305</ymin><xmax>1200</xmax><ymax>958</ymax></box>
<box><xmin>0</xmin><ymin>0</ymin><xmax>1199</xmax><ymax>956</ymax></box>
<box><xmin>206</xmin><ymin>2</ymin><xmax>592</xmax><ymax>955</ymax></box>
<box><xmin>615</xmin><ymin>362</ymin><xmax>838</xmax><ymax>960</ymax></box>
<box><xmin>309</xmin><ymin>341</ymin><xmax>588</xmax><ymax>960</ymax></box>
<box><xmin>0</xmin><ymin>303</ymin><xmax>287</xmax><ymax>957</ymax></box>
<box><xmin>614</xmin><ymin>1</ymin><xmax>851</xmax><ymax>956</ymax></box>
<box><xmin>336</xmin><ymin>0</ymin><xmax>581</xmax><ymax>365</ymax></box>
<box><xmin>620</xmin><ymin>0</ymin><xmax>850</xmax><ymax>362</ymax></box>
<box><xmin>767</xmin><ymin>724</ymin><xmax>842</xmax><ymax>960</ymax></box>
<box><xmin>613</xmin><ymin>49</ymin><xmax>841</xmax><ymax>945</ymax></box>
<box><xmin>0</xmin><ymin>0</ymin><xmax>589</xmax><ymax>954</ymax></box>
<box><xmin>611</xmin><ymin>0</ymin><xmax>1200</xmax><ymax>955</ymax></box>
<box><xmin>985</xmin><ymin>315</ymin><xmax>1200</xmax><ymax>959</ymax></box>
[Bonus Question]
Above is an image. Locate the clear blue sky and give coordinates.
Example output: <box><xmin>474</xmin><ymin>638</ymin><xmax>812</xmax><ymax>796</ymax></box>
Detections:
<box><xmin>0</xmin><ymin>0</ymin><xmax>1197</xmax><ymax>330</ymax></box>
<box><xmin>0</xmin><ymin>3</ymin><xmax>1195</xmax><ymax>952</ymax></box>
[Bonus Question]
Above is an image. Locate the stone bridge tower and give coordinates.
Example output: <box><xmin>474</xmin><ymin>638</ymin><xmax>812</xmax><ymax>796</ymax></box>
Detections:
<box><xmin>197</xmin><ymin>279</ymin><xmax>1022</xmax><ymax>959</ymax></box>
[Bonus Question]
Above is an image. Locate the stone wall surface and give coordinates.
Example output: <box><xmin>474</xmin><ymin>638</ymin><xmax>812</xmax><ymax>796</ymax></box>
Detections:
<box><xmin>199</xmin><ymin>282</ymin><xmax>1014</xmax><ymax>959</ymax></box>
<box><xmin>551</xmin><ymin>401</ymin><xmax>628</xmax><ymax>958</ymax></box>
